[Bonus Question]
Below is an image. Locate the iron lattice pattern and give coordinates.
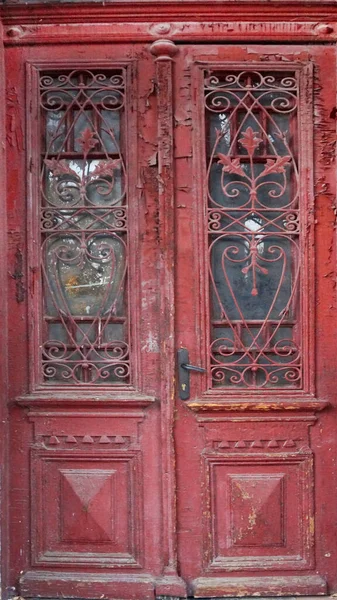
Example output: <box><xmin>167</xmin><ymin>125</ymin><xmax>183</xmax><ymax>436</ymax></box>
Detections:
<box><xmin>40</xmin><ymin>69</ymin><xmax>130</xmax><ymax>385</ymax></box>
<box><xmin>205</xmin><ymin>69</ymin><xmax>301</xmax><ymax>389</ymax></box>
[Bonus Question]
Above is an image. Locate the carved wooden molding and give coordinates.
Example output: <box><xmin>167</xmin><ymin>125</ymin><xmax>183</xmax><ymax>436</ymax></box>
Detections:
<box><xmin>38</xmin><ymin>434</ymin><xmax>133</xmax><ymax>449</ymax></box>
<box><xmin>16</xmin><ymin>392</ymin><xmax>156</xmax><ymax>408</ymax></box>
<box><xmin>191</xmin><ymin>575</ymin><xmax>327</xmax><ymax>597</ymax></box>
<box><xmin>149</xmin><ymin>38</ymin><xmax>185</xmax><ymax>596</ymax></box>
<box><xmin>187</xmin><ymin>398</ymin><xmax>330</xmax><ymax>412</ymax></box>
<box><xmin>3</xmin><ymin>21</ymin><xmax>337</xmax><ymax>45</ymax></box>
<box><xmin>210</xmin><ymin>438</ymin><xmax>304</xmax><ymax>451</ymax></box>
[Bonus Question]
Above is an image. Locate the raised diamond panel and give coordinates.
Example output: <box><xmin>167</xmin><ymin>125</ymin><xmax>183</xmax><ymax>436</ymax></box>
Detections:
<box><xmin>229</xmin><ymin>474</ymin><xmax>284</xmax><ymax>547</ymax></box>
<box><xmin>60</xmin><ymin>469</ymin><xmax>116</xmax><ymax>543</ymax></box>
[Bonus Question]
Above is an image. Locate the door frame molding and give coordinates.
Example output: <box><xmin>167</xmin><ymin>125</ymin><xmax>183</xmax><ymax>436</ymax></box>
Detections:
<box><xmin>0</xmin><ymin>18</ymin><xmax>8</xmax><ymax>600</ymax></box>
<box><xmin>2</xmin><ymin>1</ymin><xmax>337</xmax><ymax>46</ymax></box>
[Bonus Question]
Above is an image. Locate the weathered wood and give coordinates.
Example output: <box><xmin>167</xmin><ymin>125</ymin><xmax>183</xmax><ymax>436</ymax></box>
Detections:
<box><xmin>2</xmin><ymin>5</ymin><xmax>337</xmax><ymax>600</ymax></box>
<box><xmin>0</xmin><ymin>16</ymin><xmax>8</xmax><ymax>600</ymax></box>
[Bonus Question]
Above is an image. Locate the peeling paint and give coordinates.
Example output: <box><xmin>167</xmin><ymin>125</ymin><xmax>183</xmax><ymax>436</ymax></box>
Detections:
<box><xmin>6</xmin><ymin>86</ymin><xmax>24</xmax><ymax>151</ymax></box>
<box><xmin>9</xmin><ymin>246</ymin><xmax>25</xmax><ymax>303</ymax></box>
<box><xmin>309</xmin><ymin>516</ymin><xmax>315</xmax><ymax>535</ymax></box>
<box><xmin>141</xmin><ymin>332</ymin><xmax>159</xmax><ymax>353</ymax></box>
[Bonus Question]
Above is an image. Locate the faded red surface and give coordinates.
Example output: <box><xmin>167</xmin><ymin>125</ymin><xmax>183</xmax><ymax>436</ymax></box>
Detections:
<box><xmin>1</xmin><ymin>3</ymin><xmax>337</xmax><ymax>599</ymax></box>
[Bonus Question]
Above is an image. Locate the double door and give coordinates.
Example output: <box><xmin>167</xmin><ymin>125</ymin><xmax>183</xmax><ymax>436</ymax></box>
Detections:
<box><xmin>6</xmin><ymin>40</ymin><xmax>337</xmax><ymax>599</ymax></box>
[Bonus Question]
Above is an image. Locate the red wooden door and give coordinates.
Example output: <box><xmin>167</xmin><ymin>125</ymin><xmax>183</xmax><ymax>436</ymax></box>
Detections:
<box><xmin>5</xmin><ymin>36</ymin><xmax>337</xmax><ymax>600</ymax></box>
<box><xmin>7</xmin><ymin>43</ymin><xmax>164</xmax><ymax>600</ymax></box>
<box><xmin>173</xmin><ymin>43</ymin><xmax>337</xmax><ymax>597</ymax></box>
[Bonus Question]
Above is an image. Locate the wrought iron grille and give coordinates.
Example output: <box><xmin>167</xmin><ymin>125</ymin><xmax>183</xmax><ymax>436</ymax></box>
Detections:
<box><xmin>205</xmin><ymin>69</ymin><xmax>301</xmax><ymax>389</ymax></box>
<box><xmin>40</xmin><ymin>69</ymin><xmax>130</xmax><ymax>385</ymax></box>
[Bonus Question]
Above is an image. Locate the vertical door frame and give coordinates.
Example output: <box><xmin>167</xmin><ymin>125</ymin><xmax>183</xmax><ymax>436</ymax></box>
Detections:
<box><xmin>150</xmin><ymin>39</ymin><xmax>186</xmax><ymax>597</ymax></box>
<box><xmin>0</xmin><ymin>18</ymin><xmax>8</xmax><ymax>600</ymax></box>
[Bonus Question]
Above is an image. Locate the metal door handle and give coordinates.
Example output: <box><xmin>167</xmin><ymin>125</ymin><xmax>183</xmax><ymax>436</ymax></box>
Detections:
<box><xmin>181</xmin><ymin>363</ymin><xmax>206</xmax><ymax>373</ymax></box>
<box><xmin>177</xmin><ymin>348</ymin><xmax>206</xmax><ymax>400</ymax></box>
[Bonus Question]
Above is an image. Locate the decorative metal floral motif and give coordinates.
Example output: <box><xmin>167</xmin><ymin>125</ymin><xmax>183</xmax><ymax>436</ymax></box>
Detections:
<box><xmin>205</xmin><ymin>70</ymin><xmax>301</xmax><ymax>389</ymax></box>
<box><xmin>40</xmin><ymin>69</ymin><xmax>129</xmax><ymax>385</ymax></box>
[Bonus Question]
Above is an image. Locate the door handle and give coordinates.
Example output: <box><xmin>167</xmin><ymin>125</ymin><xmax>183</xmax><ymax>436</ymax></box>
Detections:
<box><xmin>177</xmin><ymin>348</ymin><xmax>206</xmax><ymax>400</ymax></box>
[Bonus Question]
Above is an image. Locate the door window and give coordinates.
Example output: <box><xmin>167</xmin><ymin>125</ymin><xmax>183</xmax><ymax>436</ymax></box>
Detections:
<box><xmin>206</xmin><ymin>68</ymin><xmax>301</xmax><ymax>389</ymax></box>
<box><xmin>40</xmin><ymin>69</ymin><xmax>129</xmax><ymax>385</ymax></box>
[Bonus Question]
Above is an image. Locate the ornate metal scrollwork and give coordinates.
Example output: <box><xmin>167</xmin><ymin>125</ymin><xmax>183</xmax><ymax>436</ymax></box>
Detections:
<box><xmin>40</xmin><ymin>69</ymin><xmax>130</xmax><ymax>385</ymax></box>
<box><xmin>205</xmin><ymin>69</ymin><xmax>301</xmax><ymax>389</ymax></box>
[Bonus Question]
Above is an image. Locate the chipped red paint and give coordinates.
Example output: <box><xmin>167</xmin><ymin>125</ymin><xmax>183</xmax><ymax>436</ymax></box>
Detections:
<box><xmin>1</xmin><ymin>3</ymin><xmax>337</xmax><ymax>600</ymax></box>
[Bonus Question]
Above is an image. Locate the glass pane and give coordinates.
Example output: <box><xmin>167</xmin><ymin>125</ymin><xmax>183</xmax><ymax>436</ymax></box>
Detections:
<box><xmin>206</xmin><ymin>70</ymin><xmax>301</xmax><ymax>389</ymax></box>
<box><xmin>40</xmin><ymin>68</ymin><xmax>129</xmax><ymax>385</ymax></box>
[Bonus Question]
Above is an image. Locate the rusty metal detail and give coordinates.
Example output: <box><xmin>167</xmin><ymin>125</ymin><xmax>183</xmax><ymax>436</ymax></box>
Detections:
<box><xmin>10</xmin><ymin>246</ymin><xmax>25</xmax><ymax>303</ymax></box>
<box><xmin>39</xmin><ymin>69</ymin><xmax>130</xmax><ymax>385</ymax></box>
<box><xmin>205</xmin><ymin>70</ymin><xmax>301</xmax><ymax>389</ymax></box>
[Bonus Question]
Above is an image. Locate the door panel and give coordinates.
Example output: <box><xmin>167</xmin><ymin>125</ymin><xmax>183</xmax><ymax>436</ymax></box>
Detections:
<box><xmin>174</xmin><ymin>44</ymin><xmax>337</xmax><ymax>596</ymax></box>
<box><xmin>5</xmin><ymin>40</ymin><xmax>337</xmax><ymax>600</ymax></box>
<box><xmin>7</xmin><ymin>43</ymin><xmax>168</xmax><ymax>600</ymax></box>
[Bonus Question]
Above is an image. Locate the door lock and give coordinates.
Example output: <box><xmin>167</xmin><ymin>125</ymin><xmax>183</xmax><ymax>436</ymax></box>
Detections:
<box><xmin>177</xmin><ymin>348</ymin><xmax>206</xmax><ymax>400</ymax></box>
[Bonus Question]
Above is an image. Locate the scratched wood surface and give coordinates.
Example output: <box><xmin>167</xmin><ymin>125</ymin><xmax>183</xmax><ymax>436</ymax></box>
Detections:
<box><xmin>1</xmin><ymin>4</ymin><xmax>337</xmax><ymax>600</ymax></box>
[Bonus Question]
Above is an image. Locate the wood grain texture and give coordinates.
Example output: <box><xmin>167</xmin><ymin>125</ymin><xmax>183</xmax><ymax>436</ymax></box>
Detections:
<box><xmin>2</xmin><ymin>9</ymin><xmax>337</xmax><ymax>600</ymax></box>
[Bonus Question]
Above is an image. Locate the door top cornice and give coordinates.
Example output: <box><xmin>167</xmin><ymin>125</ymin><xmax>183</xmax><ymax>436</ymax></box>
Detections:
<box><xmin>2</xmin><ymin>0</ymin><xmax>337</xmax><ymax>24</ymax></box>
<box><xmin>2</xmin><ymin>0</ymin><xmax>337</xmax><ymax>45</ymax></box>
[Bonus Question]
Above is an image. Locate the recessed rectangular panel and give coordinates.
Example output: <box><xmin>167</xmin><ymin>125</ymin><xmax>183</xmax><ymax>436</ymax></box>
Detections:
<box><xmin>32</xmin><ymin>452</ymin><xmax>142</xmax><ymax>566</ymax></box>
<box><xmin>204</xmin><ymin>453</ymin><xmax>313</xmax><ymax>570</ymax></box>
